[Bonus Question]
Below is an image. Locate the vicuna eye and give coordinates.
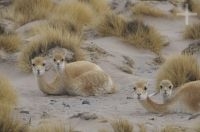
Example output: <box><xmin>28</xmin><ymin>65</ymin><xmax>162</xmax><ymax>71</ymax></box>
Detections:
<box><xmin>160</xmin><ymin>85</ymin><xmax>163</xmax><ymax>89</ymax></box>
<box><xmin>169</xmin><ymin>85</ymin><xmax>172</xmax><ymax>89</ymax></box>
<box><xmin>53</xmin><ymin>59</ymin><xmax>56</xmax><ymax>62</ymax></box>
<box><xmin>61</xmin><ymin>58</ymin><xmax>64</xmax><ymax>62</ymax></box>
<box><xmin>32</xmin><ymin>63</ymin><xmax>35</xmax><ymax>67</ymax></box>
<box><xmin>144</xmin><ymin>86</ymin><xmax>147</xmax><ymax>90</ymax></box>
<box><xmin>42</xmin><ymin>63</ymin><xmax>46</xmax><ymax>66</ymax></box>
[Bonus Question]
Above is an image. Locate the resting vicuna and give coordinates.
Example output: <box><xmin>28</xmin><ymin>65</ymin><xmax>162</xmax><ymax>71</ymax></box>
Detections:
<box><xmin>133</xmin><ymin>80</ymin><xmax>200</xmax><ymax>117</ymax></box>
<box><xmin>31</xmin><ymin>56</ymin><xmax>116</xmax><ymax>96</ymax></box>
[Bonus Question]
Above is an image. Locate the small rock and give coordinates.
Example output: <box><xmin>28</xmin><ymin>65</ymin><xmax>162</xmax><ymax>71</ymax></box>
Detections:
<box><xmin>82</xmin><ymin>100</ymin><xmax>90</xmax><ymax>105</ymax></box>
<box><xmin>119</xmin><ymin>65</ymin><xmax>133</xmax><ymax>74</ymax></box>
<box><xmin>70</xmin><ymin>112</ymin><xmax>98</xmax><ymax>120</ymax></box>
<box><xmin>20</xmin><ymin>110</ymin><xmax>30</xmax><ymax>114</ymax></box>
<box><xmin>62</xmin><ymin>102</ymin><xmax>70</xmax><ymax>108</ymax></box>
<box><xmin>149</xmin><ymin>117</ymin><xmax>155</xmax><ymax>120</ymax></box>
<box><xmin>126</xmin><ymin>97</ymin><xmax>134</xmax><ymax>99</ymax></box>
<box><xmin>41</xmin><ymin>112</ymin><xmax>50</xmax><ymax>119</ymax></box>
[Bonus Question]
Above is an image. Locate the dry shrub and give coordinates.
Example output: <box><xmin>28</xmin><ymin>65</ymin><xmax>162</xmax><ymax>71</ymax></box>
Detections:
<box><xmin>0</xmin><ymin>75</ymin><xmax>17</xmax><ymax>106</ymax></box>
<box><xmin>32</xmin><ymin>120</ymin><xmax>74</xmax><ymax>132</ymax></box>
<box><xmin>97</xmin><ymin>13</ymin><xmax>126</xmax><ymax>36</ymax></box>
<box><xmin>187</xmin><ymin>0</ymin><xmax>200</xmax><ymax>17</ymax></box>
<box><xmin>131</xmin><ymin>3</ymin><xmax>167</xmax><ymax>17</ymax></box>
<box><xmin>156</xmin><ymin>54</ymin><xmax>200</xmax><ymax>90</ymax></box>
<box><xmin>0</xmin><ymin>104</ymin><xmax>28</xmax><ymax>132</ymax></box>
<box><xmin>97</xmin><ymin>13</ymin><xmax>163</xmax><ymax>54</ymax></box>
<box><xmin>0</xmin><ymin>33</ymin><xmax>21</xmax><ymax>53</ymax></box>
<box><xmin>10</xmin><ymin>0</ymin><xmax>53</xmax><ymax>24</ymax></box>
<box><xmin>47</xmin><ymin>14</ymin><xmax>82</xmax><ymax>35</ymax></box>
<box><xmin>54</xmin><ymin>1</ymin><xmax>95</xmax><ymax>27</ymax></box>
<box><xmin>18</xmin><ymin>27</ymin><xmax>85</xmax><ymax>72</ymax></box>
<box><xmin>184</xmin><ymin>23</ymin><xmax>200</xmax><ymax>39</ymax></box>
<box><xmin>78</xmin><ymin>0</ymin><xmax>110</xmax><ymax>15</ymax></box>
<box><xmin>111</xmin><ymin>119</ymin><xmax>134</xmax><ymax>132</ymax></box>
<box><xmin>122</xmin><ymin>20</ymin><xmax>163</xmax><ymax>54</ymax></box>
<box><xmin>161</xmin><ymin>125</ymin><xmax>186</xmax><ymax>132</ymax></box>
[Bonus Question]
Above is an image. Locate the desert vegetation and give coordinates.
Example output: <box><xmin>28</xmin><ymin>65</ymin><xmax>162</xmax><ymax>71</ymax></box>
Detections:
<box><xmin>131</xmin><ymin>2</ymin><xmax>167</xmax><ymax>17</ymax></box>
<box><xmin>187</xmin><ymin>0</ymin><xmax>200</xmax><ymax>17</ymax></box>
<box><xmin>156</xmin><ymin>54</ymin><xmax>200</xmax><ymax>89</ymax></box>
<box><xmin>184</xmin><ymin>23</ymin><xmax>200</xmax><ymax>39</ymax></box>
<box><xmin>97</xmin><ymin>13</ymin><xmax>164</xmax><ymax>54</ymax></box>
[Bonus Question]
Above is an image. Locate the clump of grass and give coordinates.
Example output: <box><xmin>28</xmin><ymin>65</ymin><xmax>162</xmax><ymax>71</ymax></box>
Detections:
<box><xmin>122</xmin><ymin>20</ymin><xmax>163</xmax><ymax>54</ymax></box>
<box><xmin>161</xmin><ymin>125</ymin><xmax>186</xmax><ymax>132</ymax></box>
<box><xmin>18</xmin><ymin>27</ymin><xmax>85</xmax><ymax>72</ymax></box>
<box><xmin>32</xmin><ymin>120</ymin><xmax>74</xmax><ymax>132</ymax></box>
<box><xmin>187</xmin><ymin>0</ymin><xmax>200</xmax><ymax>17</ymax></box>
<box><xmin>131</xmin><ymin>2</ymin><xmax>167</xmax><ymax>17</ymax></box>
<box><xmin>8</xmin><ymin>0</ymin><xmax>53</xmax><ymax>24</ymax></box>
<box><xmin>0</xmin><ymin>25</ymin><xmax>5</xmax><ymax>34</ymax></box>
<box><xmin>0</xmin><ymin>75</ymin><xmax>17</xmax><ymax>106</ymax></box>
<box><xmin>47</xmin><ymin>14</ymin><xmax>82</xmax><ymax>35</ymax></box>
<box><xmin>0</xmin><ymin>104</ymin><xmax>28</xmax><ymax>132</ymax></box>
<box><xmin>111</xmin><ymin>119</ymin><xmax>134</xmax><ymax>132</ymax></box>
<box><xmin>97</xmin><ymin>13</ymin><xmax>126</xmax><ymax>36</ymax></box>
<box><xmin>156</xmin><ymin>54</ymin><xmax>200</xmax><ymax>90</ymax></box>
<box><xmin>97</xmin><ymin>13</ymin><xmax>164</xmax><ymax>54</ymax></box>
<box><xmin>54</xmin><ymin>1</ymin><xmax>95</xmax><ymax>27</ymax></box>
<box><xmin>0</xmin><ymin>33</ymin><xmax>21</xmax><ymax>53</ymax></box>
<box><xmin>78</xmin><ymin>0</ymin><xmax>110</xmax><ymax>15</ymax></box>
<box><xmin>184</xmin><ymin>23</ymin><xmax>200</xmax><ymax>39</ymax></box>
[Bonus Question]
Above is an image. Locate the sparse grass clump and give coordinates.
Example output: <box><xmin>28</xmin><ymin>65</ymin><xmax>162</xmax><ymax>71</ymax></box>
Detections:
<box><xmin>156</xmin><ymin>54</ymin><xmax>200</xmax><ymax>90</ymax></box>
<box><xmin>131</xmin><ymin>3</ymin><xmax>167</xmax><ymax>17</ymax></box>
<box><xmin>0</xmin><ymin>75</ymin><xmax>17</xmax><ymax>105</ymax></box>
<box><xmin>111</xmin><ymin>119</ymin><xmax>134</xmax><ymax>132</ymax></box>
<box><xmin>32</xmin><ymin>120</ymin><xmax>74</xmax><ymax>132</ymax></box>
<box><xmin>78</xmin><ymin>0</ymin><xmax>110</xmax><ymax>15</ymax></box>
<box><xmin>54</xmin><ymin>1</ymin><xmax>95</xmax><ymax>27</ymax></box>
<box><xmin>184</xmin><ymin>23</ymin><xmax>200</xmax><ymax>39</ymax></box>
<box><xmin>97</xmin><ymin>13</ymin><xmax>126</xmax><ymax>36</ymax></box>
<box><xmin>187</xmin><ymin>0</ymin><xmax>200</xmax><ymax>17</ymax></box>
<box><xmin>161</xmin><ymin>125</ymin><xmax>186</xmax><ymax>132</ymax></box>
<box><xmin>97</xmin><ymin>13</ymin><xmax>164</xmax><ymax>54</ymax></box>
<box><xmin>0</xmin><ymin>33</ymin><xmax>21</xmax><ymax>53</ymax></box>
<box><xmin>19</xmin><ymin>27</ymin><xmax>85</xmax><ymax>72</ymax></box>
<box><xmin>10</xmin><ymin>0</ymin><xmax>53</xmax><ymax>24</ymax></box>
<box><xmin>0</xmin><ymin>104</ymin><xmax>28</xmax><ymax>132</ymax></box>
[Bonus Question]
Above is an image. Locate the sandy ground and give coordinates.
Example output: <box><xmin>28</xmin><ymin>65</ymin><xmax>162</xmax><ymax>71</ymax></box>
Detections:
<box><xmin>0</xmin><ymin>0</ymin><xmax>200</xmax><ymax>131</ymax></box>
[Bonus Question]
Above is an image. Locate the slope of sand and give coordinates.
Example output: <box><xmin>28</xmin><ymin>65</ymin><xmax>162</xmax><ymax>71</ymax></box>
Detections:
<box><xmin>0</xmin><ymin>0</ymin><xmax>200</xmax><ymax>131</ymax></box>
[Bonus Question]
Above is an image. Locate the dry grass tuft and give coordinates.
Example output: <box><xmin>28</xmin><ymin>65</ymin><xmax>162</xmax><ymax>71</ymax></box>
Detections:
<box><xmin>7</xmin><ymin>0</ymin><xmax>53</xmax><ymax>24</ymax></box>
<box><xmin>122</xmin><ymin>20</ymin><xmax>163</xmax><ymax>54</ymax></box>
<box><xmin>78</xmin><ymin>0</ymin><xmax>110</xmax><ymax>15</ymax></box>
<box><xmin>97</xmin><ymin>13</ymin><xmax>126</xmax><ymax>36</ymax></box>
<box><xmin>0</xmin><ymin>25</ymin><xmax>5</xmax><ymax>34</ymax></box>
<box><xmin>187</xmin><ymin>0</ymin><xmax>200</xmax><ymax>17</ymax></box>
<box><xmin>111</xmin><ymin>119</ymin><xmax>134</xmax><ymax>132</ymax></box>
<box><xmin>184</xmin><ymin>23</ymin><xmax>200</xmax><ymax>39</ymax></box>
<box><xmin>156</xmin><ymin>54</ymin><xmax>200</xmax><ymax>90</ymax></box>
<box><xmin>0</xmin><ymin>75</ymin><xmax>17</xmax><ymax>106</ymax></box>
<box><xmin>47</xmin><ymin>14</ymin><xmax>82</xmax><ymax>35</ymax></box>
<box><xmin>32</xmin><ymin>120</ymin><xmax>74</xmax><ymax>132</ymax></box>
<box><xmin>18</xmin><ymin>27</ymin><xmax>85</xmax><ymax>72</ymax></box>
<box><xmin>97</xmin><ymin>13</ymin><xmax>163</xmax><ymax>54</ymax></box>
<box><xmin>0</xmin><ymin>104</ymin><xmax>28</xmax><ymax>132</ymax></box>
<box><xmin>0</xmin><ymin>33</ymin><xmax>21</xmax><ymax>53</ymax></box>
<box><xmin>54</xmin><ymin>1</ymin><xmax>95</xmax><ymax>27</ymax></box>
<box><xmin>131</xmin><ymin>3</ymin><xmax>167</xmax><ymax>17</ymax></box>
<box><xmin>161</xmin><ymin>125</ymin><xmax>186</xmax><ymax>132</ymax></box>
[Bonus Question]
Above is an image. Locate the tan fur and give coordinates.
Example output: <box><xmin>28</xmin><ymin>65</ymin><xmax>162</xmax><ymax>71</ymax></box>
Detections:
<box><xmin>159</xmin><ymin>80</ymin><xmax>174</xmax><ymax>102</ymax></box>
<box><xmin>32</xmin><ymin>57</ymin><xmax>116</xmax><ymax>96</ymax></box>
<box><xmin>134</xmin><ymin>80</ymin><xmax>200</xmax><ymax>114</ymax></box>
<box><xmin>156</xmin><ymin>54</ymin><xmax>200</xmax><ymax>90</ymax></box>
